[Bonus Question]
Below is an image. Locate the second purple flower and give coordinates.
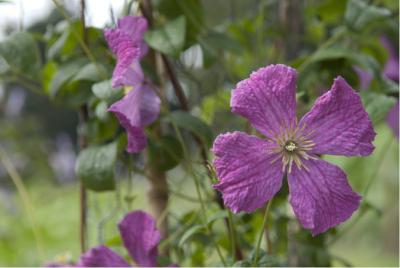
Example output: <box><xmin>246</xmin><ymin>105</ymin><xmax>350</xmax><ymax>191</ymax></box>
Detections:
<box><xmin>105</xmin><ymin>16</ymin><xmax>160</xmax><ymax>153</ymax></box>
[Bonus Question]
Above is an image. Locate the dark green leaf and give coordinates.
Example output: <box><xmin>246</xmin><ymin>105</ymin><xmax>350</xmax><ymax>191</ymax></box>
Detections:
<box><xmin>148</xmin><ymin>135</ymin><xmax>184</xmax><ymax>171</ymax></box>
<box><xmin>345</xmin><ymin>0</ymin><xmax>391</xmax><ymax>32</ymax></box>
<box><xmin>155</xmin><ymin>0</ymin><xmax>203</xmax><ymax>45</ymax></box>
<box><xmin>166</xmin><ymin>111</ymin><xmax>214</xmax><ymax>148</ymax></box>
<box><xmin>75</xmin><ymin>142</ymin><xmax>117</xmax><ymax>191</ymax></box>
<box><xmin>144</xmin><ymin>16</ymin><xmax>186</xmax><ymax>57</ymax></box>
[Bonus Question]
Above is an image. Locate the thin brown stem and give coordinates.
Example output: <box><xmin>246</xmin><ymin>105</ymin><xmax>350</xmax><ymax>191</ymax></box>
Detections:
<box><xmin>138</xmin><ymin>0</ymin><xmax>243</xmax><ymax>259</ymax></box>
<box><xmin>78</xmin><ymin>0</ymin><xmax>89</xmax><ymax>253</ymax></box>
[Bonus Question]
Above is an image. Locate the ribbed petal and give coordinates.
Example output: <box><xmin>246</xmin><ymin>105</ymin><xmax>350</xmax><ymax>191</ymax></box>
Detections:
<box><xmin>299</xmin><ymin>76</ymin><xmax>375</xmax><ymax>156</ymax></box>
<box><xmin>387</xmin><ymin>101</ymin><xmax>399</xmax><ymax>139</ymax></box>
<box><xmin>77</xmin><ymin>245</ymin><xmax>130</xmax><ymax>267</ymax></box>
<box><xmin>231</xmin><ymin>64</ymin><xmax>297</xmax><ymax>138</ymax></box>
<box><xmin>117</xmin><ymin>16</ymin><xmax>148</xmax><ymax>58</ymax></box>
<box><xmin>288</xmin><ymin>158</ymin><xmax>361</xmax><ymax>236</ymax></box>
<box><xmin>104</xmin><ymin>16</ymin><xmax>148</xmax><ymax>88</ymax></box>
<box><xmin>108</xmin><ymin>85</ymin><xmax>160</xmax><ymax>153</ymax></box>
<box><xmin>118</xmin><ymin>211</ymin><xmax>161</xmax><ymax>267</ymax></box>
<box><xmin>104</xmin><ymin>28</ymin><xmax>143</xmax><ymax>88</ymax></box>
<box><xmin>212</xmin><ymin>131</ymin><xmax>284</xmax><ymax>213</ymax></box>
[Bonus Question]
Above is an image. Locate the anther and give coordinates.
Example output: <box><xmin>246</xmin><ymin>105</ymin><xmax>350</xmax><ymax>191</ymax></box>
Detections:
<box><xmin>284</xmin><ymin>141</ymin><xmax>297</xmax><ymax>152</ymax></box>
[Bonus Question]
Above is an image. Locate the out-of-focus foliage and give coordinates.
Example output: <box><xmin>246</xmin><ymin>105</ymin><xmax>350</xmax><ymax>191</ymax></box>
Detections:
<box><xmin>0</xmin><ymin>0</ymin><xmax>398</xmax><ymax>266</ymax></box>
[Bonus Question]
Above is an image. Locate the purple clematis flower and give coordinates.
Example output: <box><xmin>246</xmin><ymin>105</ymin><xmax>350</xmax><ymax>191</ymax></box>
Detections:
<box><xmin>77</xmin><ymin>210</ymin><xmax>163</xmax><ymax>267</ymax></box>
<box><xmin>212</xmin><ymin>64</ymin><xmax>376</xmax><ymax>236</ymax></box>
<box><xmin>105</xmin><ymin>16</ymin><xmax>160</xmax><ymax>153</ymax></box>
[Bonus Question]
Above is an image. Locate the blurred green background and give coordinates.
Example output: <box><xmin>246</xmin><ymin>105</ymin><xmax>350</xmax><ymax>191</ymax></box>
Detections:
<box><xmin>0</xmin><ymin>0</ymin><xmax>398</xmax><ymax>266</ymax></box>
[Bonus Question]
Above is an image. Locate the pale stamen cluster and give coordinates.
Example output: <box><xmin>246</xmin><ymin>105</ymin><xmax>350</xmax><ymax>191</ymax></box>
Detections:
<box><xmin>269</xmin><ymin>121</ymin><xmax>316</xmax><ymax>173</ymax></box>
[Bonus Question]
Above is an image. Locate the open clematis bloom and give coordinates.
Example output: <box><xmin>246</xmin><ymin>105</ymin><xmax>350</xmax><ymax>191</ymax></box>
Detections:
<box><xmin>105</xmin><ymin>16</ymin><xmax>161</xmax><ymax>153</ymax></box>
<box><xmin>77</xmin><ymin>210</ymin><xmax>163</xmax><ymax>267</ymax></box>
<box><xmin>212</xmin><ymin>64</ymin><xmax>376</xmax><ymax>236</ymax></box>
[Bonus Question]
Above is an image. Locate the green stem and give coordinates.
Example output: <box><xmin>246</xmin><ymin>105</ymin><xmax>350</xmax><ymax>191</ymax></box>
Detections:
<box><xmin>227</xmin><ymin>210</ymin><xmax>237</xmax><ymax>261</ymax></box>
<box><xmin>252</xmin><ymin>199</ymin><xmax>273</xmax><ymax>267</ymax></box>
<box><xmin>170</xmin><ymin>120</ymin><xmax>227</xmax><ymax>266</ymax></box>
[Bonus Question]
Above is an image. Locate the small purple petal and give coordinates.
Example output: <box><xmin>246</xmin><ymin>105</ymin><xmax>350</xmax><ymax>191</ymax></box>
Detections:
<box><xmin>231</xmin><ymin>64</ymin><xmax>298</xmax><ymax>139</ymax></box>
<box><xmin>104</xmin><ymin>16</ymin><xmax>148</xmax><ymax>88</ymax></box>
<box><xmin>353</xmin><ymin>66</ymin><xmax>373</xmax><ymax>90</ymax></box>
<box><xmin>299</xmin><ymin>76</ymin><xmax>375</xmax><ymax>157</ymax></box>
<box><xmin>118</xmin><ymin>210</ymin><xmax>161</xmax><ymax>267</ymax></box>
<box><xmin>387</xmin><ymin>101</ymin><xmax>399</xmax><ymax>139</ymax></box>
<box><xmin>212</xmin><ymin>131</ymin><xmax>284</xmax><ymax>213</ymax></box>
<box><xmin>108</xmin><ymin>85</ymin><xmax>160</xmax><ymax>153</ymax></box>
<box><xmin>76</xmin><ymin>245</ymin><xmax>130</xmax><ymax>267</ymax></box>
<box><xmin>381</xmin><ymin>36</ymin><xmax>399</xmax><ymax>82</ymax></box>
<box><xmin>117</xmin><ymin>16</ymin><xmax>148</xmax><ymax>58</ymax></box>
<box><xmin>288</xmin><ymin>158</ymin><xmax>361</xmax><ymax>236</ymax></box>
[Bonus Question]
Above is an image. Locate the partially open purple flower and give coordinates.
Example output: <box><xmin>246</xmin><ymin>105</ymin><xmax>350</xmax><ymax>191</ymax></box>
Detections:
<box><xmin>212</xmin><ymin>64</ymin><xmax>376</xmax><ymax>236</ymax></box>
<box><xmin>108</xmin><ymin>84</ymin><xmax>160</xmax><ymax>153</ymax></box>
<box><xmin>105</xmin><ymin>16</ymin><xmax>160</xmax><ymax>153</ymax></box>
<box><xmin>77</xmin><ymin>210</ymin><xmax>162</xmax><ymax>267</ymax></box>
<box><xmin>105</xmin><ymin>16</ymin><xmax>148</xmax><ymax>88</ymax></box>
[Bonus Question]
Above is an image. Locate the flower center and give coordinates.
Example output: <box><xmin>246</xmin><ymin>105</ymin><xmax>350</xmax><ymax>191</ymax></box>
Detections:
<box><xmin>269</xmin><ymin>122</ymin><xmax>316</xmax><ymax>173</ymax></box>
<box><xmin>284</xmin><ymin>141</ymin><xmax>297</xmax><ymax>152</ymax></box>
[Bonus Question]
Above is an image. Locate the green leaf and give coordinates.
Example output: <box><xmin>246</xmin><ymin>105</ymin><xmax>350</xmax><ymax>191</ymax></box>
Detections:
<box><xmin>0</xmin><ymin>32</ymin><xmax>40</xmax><ymax>78</ymax></box>
<box><xmin>345</xmin><ymin>0</ymin><xmax>391</xmax><ymax>32</ymax></box>
<box><xmin>166</xmin><ymin>111</ymin><xmax>214</xmax><ymax>148</ymax></box>
<box><xmin>144</xmin><ymin>16</ymin><xmax>186</xmax><ymax>57</ymax></box>
<box><xmin>148</xmin><ymin>135</ymin><xmax>184</xmax><ymax>171</ymax></box>
<box><xmin>104</xmin><ymin>235</ymin><xmax>122</xmax><ymax>247</ymax></box>
<box><xmin>75</xmin><ymin>142</ymin><xmax>117</xmax><ymax>191</ymax></box>
<box><xmin>361</xmin><ymin>91</ymin><xmax>396</xmax><ymax>125</ymax></box>
<box><xmin>72</xmin><ymin>62</ymin><xmax>106</xmax><ymax>82</ymax></box>
<box><xmin>178</xmin><ymin>224</ymin><xmax>205</xmax><ymax>248</ymax></box>
<box><xmin>0</xmin><ymin>55</ymin><xmax>9</xmax><ymax>74</ymax></box>
<box><xmin>155</xmin><ymin>0</ymin><xmax>203</xmax><ymax>45</ymax></box>
<box><xmin>92</xmin><ymin>80</ymin><xmax>122</xmax><ymax>100</ymax></box>
<box><xmin>49</xmin><ymin>59</ymin><xmax>87</xmax><ymax>97</ymax></box>
<box><xmin>95</xmin><ymin>101</ymin><xmax>109</xmax><ymax>121</ymax></box>
<box><xmin>206</xmin><ymin>210</ymin><xmax>228</xmax><ymax>227</ymax></box>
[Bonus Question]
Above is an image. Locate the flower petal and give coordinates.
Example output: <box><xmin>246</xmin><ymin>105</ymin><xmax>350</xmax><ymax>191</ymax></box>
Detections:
<box><xmin>105</xmin><ymin>28</ymin><xmax>143</xmax><ymax>88</ymax></box>
<box><xmin>108</xmin><ymin>85</ymin><xmax>160</xmax><ymax>153</ymax></box>
<box><xmin>212</xmin><ymin>131</ymin><xmax>284</xmax><ymax>213</ymax></box>
<box><xmin>387</xmin><ymin>101</ymin><xmax>399</xmax><ymax>139</ymax></box>
<box><xmin>288</xmin><ymin>158</ymin><xmax>361</xmax><ymax>236</ymax></box>
<box><xmin>299</xmin><ymin>76</ymin><xmax>375</xmax><ymax>156</ymax></box>
<box><xmin>77</xmin><ymin>245</ymin><xmax>130</xmax><ymax>267</ymax></box>
<box><xmin>118</xmin><ymin>210</ymin><xmax>161</xmax><ymax>267</ymax></box>
<box><xmin>117</xmin><ymin>16</ymin><xmax>148</xmax><ymax>58</ymax></box>
<box><xmin>231</xmin><ymin>64</ymin><xmax>297</xmax><ymax>138</ymax></box>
